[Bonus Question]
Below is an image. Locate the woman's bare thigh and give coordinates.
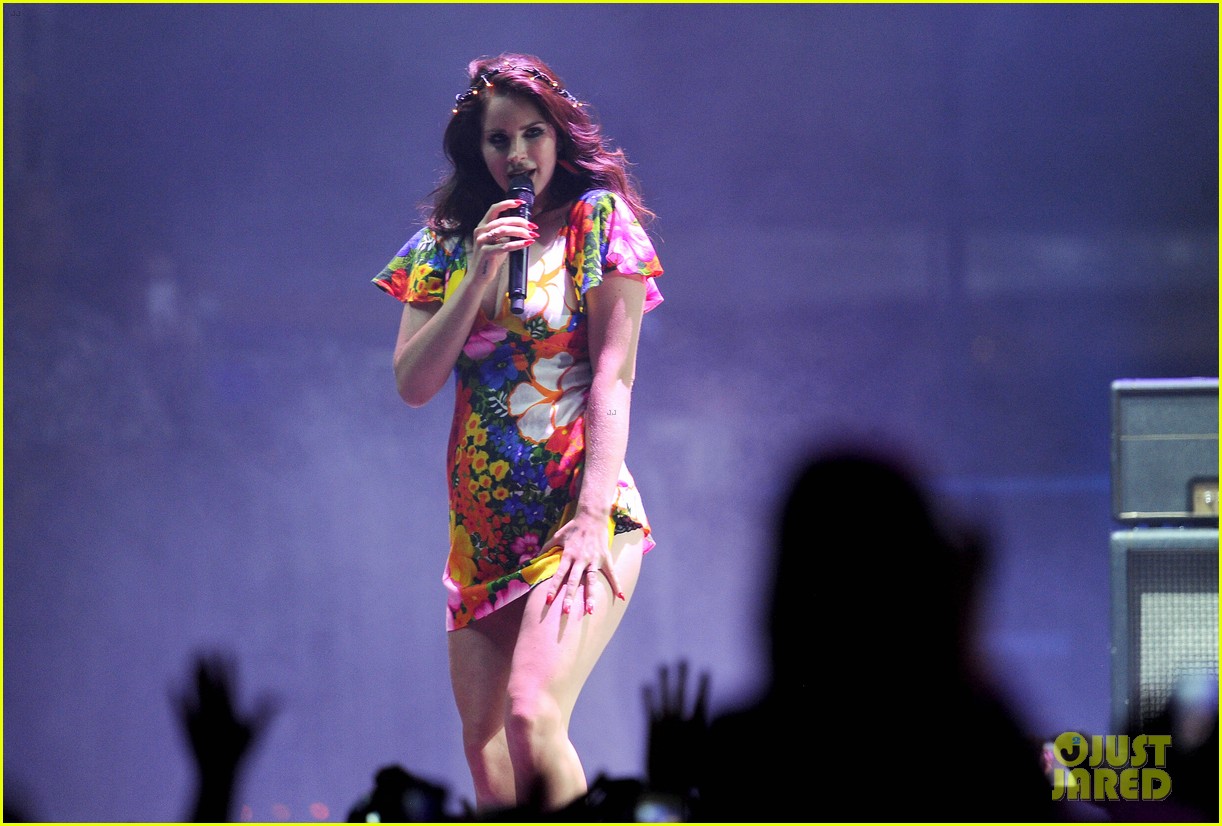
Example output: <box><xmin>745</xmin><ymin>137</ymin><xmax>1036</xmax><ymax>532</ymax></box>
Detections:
<box><xmin>448</xmin><ymin>594</ymin><xmax>526</xmax><ymax>735</ymax></box>
<box><xmin>508</xmin><ymin>529</ymin><xmax>646</xmax><ymax>722</ymax></box>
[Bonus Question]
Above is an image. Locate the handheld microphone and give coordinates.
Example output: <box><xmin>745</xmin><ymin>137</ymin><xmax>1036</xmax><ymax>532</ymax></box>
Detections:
<box><xmin>506</xmin><ymin>173</ymin><xmax>535</xmax><ymax>315</ymax></box>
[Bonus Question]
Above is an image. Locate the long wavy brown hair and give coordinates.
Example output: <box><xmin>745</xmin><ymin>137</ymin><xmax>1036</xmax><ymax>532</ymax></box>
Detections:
<box><xmin>427</xmin><ymin>53</ymin><xmax>653</xmax><ymax>239</ymax></box>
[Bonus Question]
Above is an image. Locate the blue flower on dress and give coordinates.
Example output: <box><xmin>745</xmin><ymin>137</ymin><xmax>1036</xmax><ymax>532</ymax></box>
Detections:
<box><xmin>478</xmin><ymin>344</ymin><xmax>521</xmax><ymax>390</ymax></box>
<box><xmin>488</xmin><ymin>422</ymin><xmax>529</xmax><ymax>465</ymax></box>
<box><xmin>509</xmin><ymin>460</ymin><xmax>549</xmax><ymax>490</ymax></box>
<box><xmin>502</xmin><ymin>493</ymin><xmax>550</xmax><ymax>528</ymax></box>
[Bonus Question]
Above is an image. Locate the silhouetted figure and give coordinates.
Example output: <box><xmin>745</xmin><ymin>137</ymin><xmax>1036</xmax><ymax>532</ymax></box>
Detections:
<box><xmin>174</xmin><ymin>651</ymin><xmax>277</xmax><ymax>822</ymax></box>
<box><xmin>692</xmin><ymin>446</ymin><xmax>1061</xmax><ymax>822</ymax></box>
<box><xmin>347</xmin><ymin>764</ymin><xmax>453</xmax><ymax>822</ymax></box>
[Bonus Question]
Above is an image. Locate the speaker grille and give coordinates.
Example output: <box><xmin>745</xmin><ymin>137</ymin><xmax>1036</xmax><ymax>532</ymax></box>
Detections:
<box><xmin>1136</xmin><ymin>592</ymin><xmax>1217</xmax><ymax>721</ymax></box>
<box><xmin>1112</xmin><ymin>531</ymin><xmax>1219</xmax><ymax>733</ymax></box>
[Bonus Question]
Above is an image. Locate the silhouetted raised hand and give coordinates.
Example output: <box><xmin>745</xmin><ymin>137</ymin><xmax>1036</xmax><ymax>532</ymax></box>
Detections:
<box><xmin>174</xmin><ymin>650</ymin><xmax>278</xmax><ymax>822</ymax></box>
<box><xmin>644</xmin><ymin>659</ymin><xmax>710</xmax><ymax>811</ymax></box>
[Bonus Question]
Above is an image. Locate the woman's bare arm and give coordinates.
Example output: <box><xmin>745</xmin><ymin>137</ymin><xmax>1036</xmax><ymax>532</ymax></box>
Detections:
<box><xmin>393</xmin><ymin>200</ymin><xmax>532</xmax><ymax>407</ymax></box>
<box><xmin>542</xmin><ymin>272</ymin><xmax>647</xmax><ymax>612</ymax></box>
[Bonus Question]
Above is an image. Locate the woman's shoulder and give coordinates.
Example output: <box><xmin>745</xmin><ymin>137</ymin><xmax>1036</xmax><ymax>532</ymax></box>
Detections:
<box><xmin>573</xmin><ymin>188</ymin><xmax>616</xmax><ymax>211</ymax></box>
<box><xmin>374</xmin><ymin>224</ymin><xmax>466</xmax><ymax>302</ymax></box>
<box><xmin>399</xmin><ymin>225</ymin><xmax>466</xmax><ymax>258</ymax></box>
<box><xmin>577</xmin><ymin>188</ymin><xmax>614</xmax><ymax>203</ymax></box>
<box><xmin>567</xmin><ymin>189</ymin><xmax>644</xmax><ymax>229</ymax></box>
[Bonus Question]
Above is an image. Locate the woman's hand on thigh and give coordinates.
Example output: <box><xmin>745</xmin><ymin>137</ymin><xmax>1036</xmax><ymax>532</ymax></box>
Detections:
<box><xmin>540</xmin><ymin>514</ymin><xmax>623</xmax><ymax>616</ymax></box>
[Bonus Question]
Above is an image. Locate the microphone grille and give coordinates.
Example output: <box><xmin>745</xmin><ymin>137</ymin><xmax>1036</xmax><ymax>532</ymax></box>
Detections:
<box><xmin>508</xmin><ymin>174</ymin><xmax>535</xmax><ymax>205</ymax></box>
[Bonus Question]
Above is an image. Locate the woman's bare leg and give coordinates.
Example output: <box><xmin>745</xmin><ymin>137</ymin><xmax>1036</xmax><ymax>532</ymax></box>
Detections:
<box><xmin>505</xmin><ymin>529</ymin><xmax>645</xmax><ymax>810</ymax></box>
<box><xmin>447</xmin><ymin>595</ymin><xmax>526</xmax><ymax>810</ymax></box>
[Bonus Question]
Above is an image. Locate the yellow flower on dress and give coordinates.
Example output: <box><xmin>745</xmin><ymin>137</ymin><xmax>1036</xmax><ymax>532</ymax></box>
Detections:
<box><xmin>447</xmin><ymin>524</ymin><xmax>478</xmax><ymax>587</ymax></box>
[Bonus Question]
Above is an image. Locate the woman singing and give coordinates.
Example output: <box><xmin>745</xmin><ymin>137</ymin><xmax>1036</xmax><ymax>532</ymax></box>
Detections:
<box><xmin>371</xmin><ymin>54</ymin><xmax>664</xmax><ymax>813</ymax></box>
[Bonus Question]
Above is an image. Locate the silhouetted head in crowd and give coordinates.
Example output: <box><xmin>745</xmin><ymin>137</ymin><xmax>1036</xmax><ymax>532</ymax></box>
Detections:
<box><xmin>768</xmin><ymin>446</ymin><xmax>985</xmax><ymax>698</ymax></box>
<box><xmin>696</xmin><ymin>445</ymin><xmax>1061</xmax><ymax>822</ymax></box>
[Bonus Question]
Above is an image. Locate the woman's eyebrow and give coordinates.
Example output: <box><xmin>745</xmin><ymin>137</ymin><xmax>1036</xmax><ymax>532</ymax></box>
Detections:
<box><xmin>484</xmin><ymin>120</ymin><xmax>547</xmax><ymax>136</ymax></box>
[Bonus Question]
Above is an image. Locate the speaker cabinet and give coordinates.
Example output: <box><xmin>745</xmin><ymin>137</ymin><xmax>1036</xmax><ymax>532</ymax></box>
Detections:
<box><xmin>1111</xmin><ymin>378</ymin><xmax>1218</xmax><ymax>524</ymax></box>
<box><xmin>1110</xmin><ymin>528</ymin><xmax>1219</xmax><ymax>734</ymax></box>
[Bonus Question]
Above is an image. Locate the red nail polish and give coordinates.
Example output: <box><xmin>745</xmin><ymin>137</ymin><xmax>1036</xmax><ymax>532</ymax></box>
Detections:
<box><xmin>529</xmin><ymin>232</ymin><xmax>540</xmax><ymax>238</ymax></box>
<box><xmin>546</xmin><ymin>593</ymin><xmax>554</xmax><ymax>605</ymax></box>
<box><xmin>617</xmin><ymin>592</ymin><xmax>626</xmax><ymax>601</ymax></box>
<box><xmin>562</xmin><ymin>604</ymin><xmax>570</xmax><ymax>615</ymax></box>
<box><xmin>528</xmin><ymin>222</ymin><xmax>539</xmax><ymax>230</ymax></box>
<box><xmin>585</xmin><ymin>605</ymin><xmax>594</xmax><ymax>615</ymax></box>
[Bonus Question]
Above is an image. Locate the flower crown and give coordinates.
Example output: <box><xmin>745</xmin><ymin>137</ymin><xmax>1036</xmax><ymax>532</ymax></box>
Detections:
<box><xmin>452</xmin><ymin>66</ymin><xmax>582</xmax><ymax>114</ymax></box>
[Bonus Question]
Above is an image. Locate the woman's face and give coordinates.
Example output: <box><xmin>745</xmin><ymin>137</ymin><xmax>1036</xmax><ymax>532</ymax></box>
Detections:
<box><xmin>481</xmin><ymin>93</ymin><xmax>558</xmax><ymax>204</ymax></box>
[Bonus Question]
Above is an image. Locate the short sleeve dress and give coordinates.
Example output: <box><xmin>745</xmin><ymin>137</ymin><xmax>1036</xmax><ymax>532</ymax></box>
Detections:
<box><xmin>373</xmin><ymin>190</ymin><xmax>664</xmax><ymax>631</ymax></box>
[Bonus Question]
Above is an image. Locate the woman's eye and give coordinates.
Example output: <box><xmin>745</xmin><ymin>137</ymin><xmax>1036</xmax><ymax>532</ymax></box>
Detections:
<box><xmin>526</xmin><ymin>127</ymin><xmax>544</xmax><ymax>139</ymax></box>
<box><xmin>488</xmin><ymin>135</ymin><xmax>507</xmax><ymax>148</ymax></box>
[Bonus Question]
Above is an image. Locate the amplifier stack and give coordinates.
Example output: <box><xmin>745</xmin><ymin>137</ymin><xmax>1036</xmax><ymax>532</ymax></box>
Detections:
<box><xmin>1109</xmin><ymin>377</ymin><xmax>1218</xmax><ymax>735</ymax></box>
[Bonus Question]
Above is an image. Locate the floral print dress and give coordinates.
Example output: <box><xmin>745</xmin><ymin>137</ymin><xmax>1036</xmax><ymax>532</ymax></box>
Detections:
<box><xmin>373</xmin><ymin>190</ymin><xmax>664</xmax><ymax>630</ymax></box>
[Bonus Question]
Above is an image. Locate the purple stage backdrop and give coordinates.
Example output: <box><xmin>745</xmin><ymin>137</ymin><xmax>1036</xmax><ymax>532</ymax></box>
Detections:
<box><xmin>3</xmin><ymin>4</ymin><xmax>1217</xmax><ymax>822</ymax></box>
